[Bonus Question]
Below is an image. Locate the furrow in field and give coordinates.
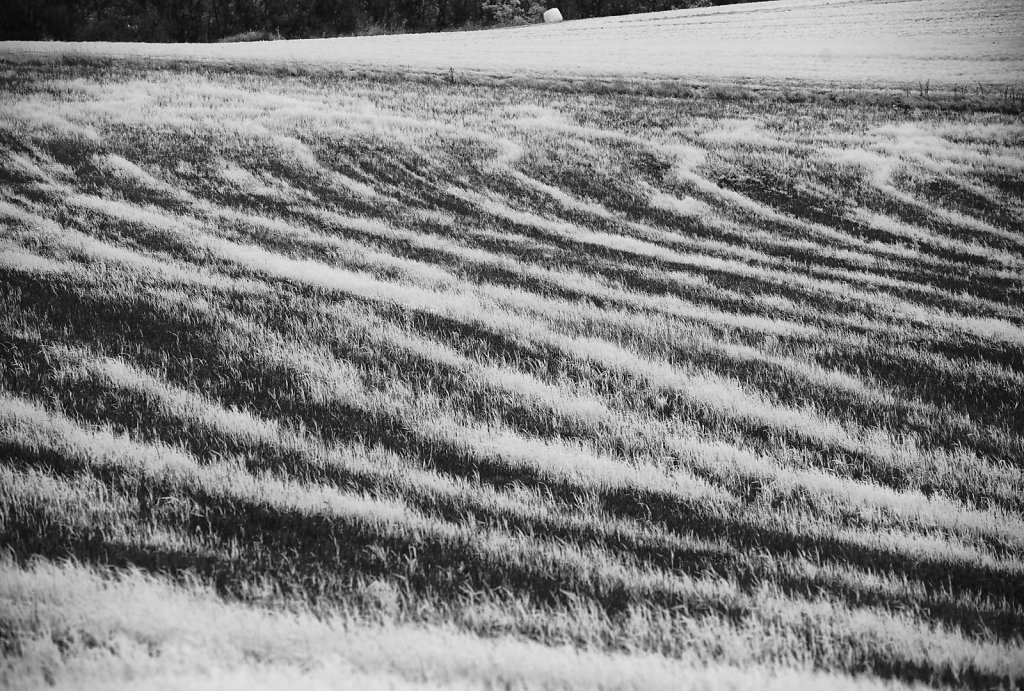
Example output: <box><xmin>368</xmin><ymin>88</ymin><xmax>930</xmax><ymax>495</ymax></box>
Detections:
<box><xmin>18</xmin><ymin>169</ymin><xmax>1023</xmax><ymax>344</ymax></box>
<box><xmin>0</xmin><ymin>556</ymin><xmax>913</xmax><ymax>691</ymax></box>
<box><xmin>11</xmin><ymin>100</ymin><xmax>1020</xmax><ymax>336</ymax></box>
<box><xmin>447</xmin><ymin>186</ymin><xmax>1024</xmax><ymax>339</ymax></box>
<box><xmin>9</xmin><ymin>272</ymin><xmax>1019</xmax><ymax>551</ymax></box>
<box><xmin>9</xmin><ymin>152</ymin><xmax>1024</xmax><ymax>438</ymax></box>
<box><xmin>850</xmin><ymin>207</ymin><xmax>1024</xmax><ymax>270</ymax></box>
<box><xmin>4</xmin><ymin>385</ymin><xmax>1023</xmax><ymax>635</ymax></box>
<box><xmin>0</xmin><ymin>393</ymin><xmax>781</xmax><ymax>619</ymax></box>
<box><xmin>5</xmin><ymin>550</ymin><xmax>1022</xmax><ymax>691</ymax></box>
<box><xmin>7</xmin><ymin>196</ymin><xmax>1019</xmax><ymax>506</ymax></box>
<box><xmin>506</xmin><ymin>114</ymin><xmax>1018</xmax><ymax>277</ymax></box>
<box><xmin>830</xmin><ymin>144</ymin><xmax>1024</xmax><ymax>251</ymax></box>
<box><xmin>4</xmin><ymin>54</ymin><xmax>1024</xmax><ymax>691</ymax></box>
<box><xmin>189</xmin><ymin>232</ymin><xmax>881</xmax><ymax>452</ymax></box>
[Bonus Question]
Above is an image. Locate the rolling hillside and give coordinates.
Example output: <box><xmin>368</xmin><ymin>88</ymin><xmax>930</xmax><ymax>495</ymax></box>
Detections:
<box><xmin>2</xmin><ymin>0</ymin><xmax>1024</xmax><ymax>86</ymax></box>
<box><xmin>2</xmin><ymin>1</ymin><xmax>1023</xmax><ymax>688</ymax></box>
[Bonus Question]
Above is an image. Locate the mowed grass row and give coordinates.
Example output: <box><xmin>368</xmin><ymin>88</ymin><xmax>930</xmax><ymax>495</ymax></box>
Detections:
<box><xmin>1</xmin><ymin>61</ymin><xmax>1023</xmax><ymax>689</ymax></box>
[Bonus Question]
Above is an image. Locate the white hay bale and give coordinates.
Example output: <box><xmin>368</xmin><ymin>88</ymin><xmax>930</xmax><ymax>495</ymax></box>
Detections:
<box><xmin>543</xmin><ymin>8</ymin><xmax>563</xmax><ymax>23</ymax></box>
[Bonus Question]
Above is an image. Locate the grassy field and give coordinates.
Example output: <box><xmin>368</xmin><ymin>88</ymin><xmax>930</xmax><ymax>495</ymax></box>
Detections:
<box><xmin>0</xmin><ymin>57</ymin><xmax>1023</xmax><ymax>689</ymax></box>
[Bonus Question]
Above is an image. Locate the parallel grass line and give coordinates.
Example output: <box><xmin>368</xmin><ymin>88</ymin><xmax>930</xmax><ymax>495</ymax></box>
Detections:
<box><xmin>26</xmin><ymin>286</ymin><xmax>1022</xmax><ymax>550</ymax></box>
<box><xmin>4</xmin><ymin>390</ymin><xmax>1023</xmax><ymax>655</ymax></box>
<box><xmin>452</xmin><ymin>185</ymin><xmax>1024</xmax><ymax>337</ymax></box>
<box><xmin>6</xmin><ymin>205</ymin><xmax>1020</xmax><ymax>511</ymax></box>
<box><xmin>3</xmin><ymin>554</ymin><xmax>980</xmax><ymax>691</ymax></box>
<box><xmin>5</xmin><ymin>190</ymin><xmax>1021</xmax><ymax>508</ymax></box>
<box><xmin>3</xmin><ymin>63</ymin><xmax>1024</xmax><ymax>688</ymax></box>
<box><xmin>0</xmin><ymin>393</ymin><xmax>797</xmax><ymax>620</ymax></box>
<box><xmin>5</xmin><ymin>455</ymin><xmax>1022</xmax><ymax>683</ymax></box>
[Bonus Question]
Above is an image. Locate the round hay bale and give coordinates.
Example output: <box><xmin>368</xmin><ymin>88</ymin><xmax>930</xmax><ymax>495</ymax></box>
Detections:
<box><xmin>543</xmin><ymin>8</ymin><xmax>563</xmax><ymax>23</ymax></box>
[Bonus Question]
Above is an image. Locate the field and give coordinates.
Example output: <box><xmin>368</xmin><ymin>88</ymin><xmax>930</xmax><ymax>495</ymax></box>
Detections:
<box><xmin>3</xmin><ymin>0</ymin><xmax>1023</xmax><ymax>86</ymax></box>
<box><xmin>2</xmin><ymin>2</ymin><xmax>1024</xmax><ymax>689</ymax></box>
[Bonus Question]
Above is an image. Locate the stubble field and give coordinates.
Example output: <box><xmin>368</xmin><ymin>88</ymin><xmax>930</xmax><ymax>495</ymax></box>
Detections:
<box><xmin>1</xmin><ymin>52</ymin><xmax>1023</xmax><ymax>689</ymax></box>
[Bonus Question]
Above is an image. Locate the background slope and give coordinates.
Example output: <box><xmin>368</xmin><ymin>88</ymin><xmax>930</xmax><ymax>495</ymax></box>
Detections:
<box><xmin>2</xmin><ymin>0</ymin><xmax>1023</xmax><ymax>86</ymax></box>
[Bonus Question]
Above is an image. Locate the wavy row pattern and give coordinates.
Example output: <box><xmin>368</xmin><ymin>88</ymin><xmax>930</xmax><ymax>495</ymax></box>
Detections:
<box><xmin>1</xmin><ymin>62</ymin><xmax>1023</xmax><ymax>689</ymax></box>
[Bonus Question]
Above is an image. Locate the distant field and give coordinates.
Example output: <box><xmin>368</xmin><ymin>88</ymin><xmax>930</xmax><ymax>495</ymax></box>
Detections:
<box><xmin>2</xmin><ymin>0</ymin><xmax>1023</xmax><ymax>86</ymax></box>
<box><xmin>2</xmin><ymin>24</ymin><xmax>1024</xmax><ymax>691</ymax></box>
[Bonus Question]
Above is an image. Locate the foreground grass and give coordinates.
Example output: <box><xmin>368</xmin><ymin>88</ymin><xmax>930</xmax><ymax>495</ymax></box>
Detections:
<box><xmin>4</xmin><ymin>556</ymin><xmax>941</xmax><ymax>691</ymax></box>
<box><xmin>1</xmin><ymin>60</ymin><xmax>1022</xmax><ymax>689</ymax></box>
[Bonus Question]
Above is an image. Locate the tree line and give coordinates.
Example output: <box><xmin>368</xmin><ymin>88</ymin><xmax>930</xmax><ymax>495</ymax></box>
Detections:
<box><xmin>3</xmin><ymin>0</ymin><xmax>760</xmax><ymax>42</ymax></box>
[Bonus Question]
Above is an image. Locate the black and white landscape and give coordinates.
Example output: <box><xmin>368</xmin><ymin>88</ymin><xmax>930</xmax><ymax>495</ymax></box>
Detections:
<box><xmin>1</xmin><ymin>0</ymin><xmax>1023</xmax><ymax>688</ymax></box>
